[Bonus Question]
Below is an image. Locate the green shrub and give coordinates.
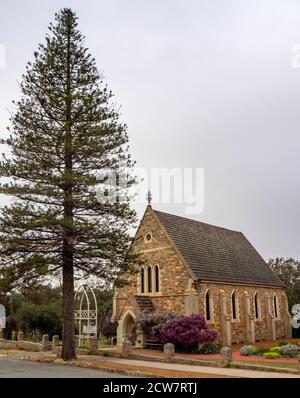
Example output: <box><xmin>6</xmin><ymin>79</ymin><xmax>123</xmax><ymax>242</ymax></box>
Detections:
<box><xmin>263</xmin><ymin>352</ymin><xmax>281</xmax><ymax>359</ymax></box>
<box><xmin>279</xmin><ymin>344</ymin><xmax>300</xmax><ymax>358</ymax></box>
<box><xmin>240</xmin><ymin>345</ymin><xmax>257</xmax><ymax>356</ymax></box>
<box><xmin>255</xmin><ymin>346</ymin><xmax>269</xmax><ymax>356</ymax></box>
<box><xmin>269</xmin><ymin>346</ymin><xmax>281</xmax><ymax>354</ymax></box>
<box><xmin>278</xmin><ymin>340</ymin><xmax>288</xmax><ymax>347</ymax></box>
<box><xmin>15</xmin><ymin>302</ymin><xmax>62</xmax><ymax>338</ymax></box>
<box><xmin>198</xmin><ymin>342</ymin><xmax>222</xmax><ymax>354</ymax></box>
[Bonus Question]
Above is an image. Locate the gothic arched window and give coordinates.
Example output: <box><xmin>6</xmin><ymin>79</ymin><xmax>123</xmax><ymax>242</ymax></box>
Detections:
<box><xmin>274</xmin><ymin>294</ymin><xmax>279</xmax><ymax>318</ymax></box>
<box><xmin>140</xmin><ymin>267</ymin><xmax>145</xmax><ymax>293</ymax></box>
<box><xmin>205</xmin><ymin>290</ymin><xmax>212</xmax><ymax>321</ymax></box>
<box><xmin>155</xmin><ymin>265</ymin><xmax>160</xmax><ymax>293</ymax></box>
<box><xmin>147</xmin><ymin>265</ymin><xmax>152</xmax><ymax>293</ymax></box>
<box><xmin>231</xmin><ymin>291</ymin><xmax>237</xmax><ymax>320</ymax></box>
<box><xmin>254</xmin><ymin>293</ymin><xmax>259</xmax><ymax>319</ymax></box>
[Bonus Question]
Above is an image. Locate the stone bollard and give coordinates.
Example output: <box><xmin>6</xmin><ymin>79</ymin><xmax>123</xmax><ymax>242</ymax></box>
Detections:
<box><xmin>88</xmin><ymin>337</ymin><xmax>98</xmax><ymax>351</ymax></box>
<box><xmin>220</xmin><ymin>346</ymin><xmax>233</xmax><ymax>366</ymax></box>
<box><xmin>135</xmin><ymin>327</ymin><xmax>145</xmax><ymax>348</ymax></box>
<box><xmin>11</xmin><ymin>330</ymin><xmax>17</xmax><ymax>341</ymax></box>
<box><xmin>51</xmin><ymin>335</ymin><xmax>60</xmax><ymax>354</ymax></box>
<box><xmin>121</xmin><ymin>337</ymin><xmax>132</xmax><ymax>358</ymax></box>
<box><xmin>17</xmin><ymin>331</ymin><xmax>24</xmax><ymax>341</ymax></box>
<box><xmin>42</xmin><ymin>334</ymin><xmax>50</xmax><ymax>351</ymax></box>
<box><xmin>163</xmin><ymin>343</ymin><xmax>175</xmax><ymax>362</ymax></box>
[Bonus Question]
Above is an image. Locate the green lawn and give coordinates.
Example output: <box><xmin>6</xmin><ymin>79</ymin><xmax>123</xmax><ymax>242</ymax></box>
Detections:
<box><xmin>233</xmin><ymin>360</ymin><xmax>298</xmax><ymax>370</ymax></box>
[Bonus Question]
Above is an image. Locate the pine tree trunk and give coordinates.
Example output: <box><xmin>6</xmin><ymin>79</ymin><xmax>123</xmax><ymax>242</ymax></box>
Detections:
<box><xmin>61</xmin><ymin>254</ymin><xmax>76</xmax><ymax>360</ymax></box>
<box><xmin>61</xmin><ymin>14</ymin><xmax>76</xmax><ymax>361</ymax></box>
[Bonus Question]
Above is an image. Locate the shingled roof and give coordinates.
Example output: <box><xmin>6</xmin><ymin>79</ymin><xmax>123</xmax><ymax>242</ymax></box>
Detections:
<box><xmin>134</xmin><ymin>296</ymin><xmax>156</xmax><ymax>312</ymax></box>
<box><xmin>154</xmin><ymin>210</ymin><xmax>284</xmax><ymax>287</ymax></box>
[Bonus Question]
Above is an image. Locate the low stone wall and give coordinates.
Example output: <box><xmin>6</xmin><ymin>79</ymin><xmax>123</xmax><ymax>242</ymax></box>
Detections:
<box><xmin>0</xmin><ymin>339</ymin><xmax>18</xmax><ymax>350</ymax></box>
<box><xmin>18</xmin><ymin>340</ymin><xmax>44</xmax><ymax>352</ymax></box>
<box><xmin>0</xmin><ymin>338</ymin><xmax>50</xmax><ymax>352</ymax></box>
<box><xmin>0</xmin><ymin>337</ymin><xmax>93</xmax><ymax>356</ymax></box>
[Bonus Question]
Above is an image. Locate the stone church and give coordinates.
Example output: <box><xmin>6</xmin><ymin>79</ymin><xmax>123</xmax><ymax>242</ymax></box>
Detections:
<box><xmin>111</xmin><ymin>205</ymin><xmax>291</xmax><ymax>347</ymax></box>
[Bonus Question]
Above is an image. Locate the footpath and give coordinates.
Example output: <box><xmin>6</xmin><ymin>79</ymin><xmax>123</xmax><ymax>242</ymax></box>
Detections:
<box><xmin>21</xmin><ymin>352</ymin><xmax>300</xmax><ymax>379</ymax></box>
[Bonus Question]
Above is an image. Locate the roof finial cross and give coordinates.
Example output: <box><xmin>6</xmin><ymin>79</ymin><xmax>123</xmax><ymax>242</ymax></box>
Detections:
<box><xmin>147</xmin><ymin>190</ymin><xmax>152</xmax><ymax>206</ymax></box>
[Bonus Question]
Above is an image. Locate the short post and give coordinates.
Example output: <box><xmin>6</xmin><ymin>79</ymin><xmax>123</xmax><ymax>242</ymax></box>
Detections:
<box><xmin>121</xmin><ymin>337</ymin><xmax>132</xmax><ymax>358</ymax></box>
<box><xmin>220</xmin><ymin>346</ymin><xmax>233</xmax><ymax>366</ymax></box>
<box><xmin>88</xmin><ymin>337</ymin><xmax>98</xmax><ymax>351</ymax></box>
<box><xmin>0</xmin><ymin>329</ymin><xmax>3</xmax><ymax>339</ymax></box>
<box><xmin>42</xmin><ymin>334</ymin><xmax>50</xmax><ymax>351</ymax></box>
<box><xmin>52</xmin><ymin>335</ymin><xmax>59</xmax><ymax>347</ymax></box>
<box><xmin>51</xmin><ymin>335</ymin><xmax>60</xmax><ymax>353</ymax></box>
<box><xmin>11</xmin><ymin>330</ymin><xmax>17</xmax><ymax>341</ymax></box>
<box><xmin>17</xmin><ymin>331</ymin><xmax>24</xmax><ymax>341</ymax></box>
<box><xmin>163</xmin><ymin>343</ymin><xmax>175</xmax><ymax>362</ymax></box>
<box><xmin>135</xmin><ymin>326</ymin><xmax>145</xmax><ymax>348</ymax></box>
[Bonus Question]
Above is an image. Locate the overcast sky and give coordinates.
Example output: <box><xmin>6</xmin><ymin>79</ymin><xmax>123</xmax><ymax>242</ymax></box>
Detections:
<box><xmin>0</xmin><ymin>0</ymin><xmax>300</xmax><ymax>260</ymax></box>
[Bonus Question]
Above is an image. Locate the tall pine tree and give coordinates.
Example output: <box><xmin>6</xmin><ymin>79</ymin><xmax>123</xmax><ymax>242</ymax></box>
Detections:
<box><xmin>0</xmin><ymin>8</ymin><xmax>137</xmax><ymax>360</ymax></box>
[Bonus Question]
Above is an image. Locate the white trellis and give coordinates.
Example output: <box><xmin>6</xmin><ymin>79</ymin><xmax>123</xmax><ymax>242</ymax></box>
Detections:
<box><xmin>74</xmin><ymin>285</ymin><xmax>97</xmax><ymax>346</ymax></box>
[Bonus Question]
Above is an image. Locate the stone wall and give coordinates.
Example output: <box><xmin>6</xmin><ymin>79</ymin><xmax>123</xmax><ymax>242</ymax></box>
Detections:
<box><xmin>0</xmin><ymin>338</ymin><xmax>47</xmax><ymax>352</ymax></box>
<box><xmin>199</xmin><ymin>282</ymin><xmax>291</xmax><ymax>344</ymax></box>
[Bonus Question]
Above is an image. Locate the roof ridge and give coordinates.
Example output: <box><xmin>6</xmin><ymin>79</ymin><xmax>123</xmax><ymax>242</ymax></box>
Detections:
<box><xmin>153</xmin><ymin>209</ymin><xmax>242</xmax><ymax>234</ymax></box>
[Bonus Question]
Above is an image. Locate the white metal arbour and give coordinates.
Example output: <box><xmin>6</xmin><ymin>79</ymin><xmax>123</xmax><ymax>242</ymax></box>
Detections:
<box><xmin>74</xmin><ymin>285</ymin><xmax>98</xmax><ymax>346</ymax></box>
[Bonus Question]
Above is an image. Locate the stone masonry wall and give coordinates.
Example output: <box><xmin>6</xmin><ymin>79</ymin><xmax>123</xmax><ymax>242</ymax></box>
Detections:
<box><xmin>199</xmin><ymin>282</ymin><xmax>289</xmax><ymax>344</ymax></box>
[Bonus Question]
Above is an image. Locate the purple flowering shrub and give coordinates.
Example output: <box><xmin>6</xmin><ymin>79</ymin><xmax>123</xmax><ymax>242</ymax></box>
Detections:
<box><xmin>158</xmin><ymin>314</ymin><xmax>217</xmax><ymax>350</ymax></box>
<box><xmin>136</xmin><ymin>310</ymin><xmax>178</xmax><ymax>339</ymax></box>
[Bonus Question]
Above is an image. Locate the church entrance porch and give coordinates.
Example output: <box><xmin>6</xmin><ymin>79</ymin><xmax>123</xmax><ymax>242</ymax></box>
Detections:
<box><xmin>117</xmin><ymin>310</ymin><xmax>137</xmax><ymax>346</ymax></box>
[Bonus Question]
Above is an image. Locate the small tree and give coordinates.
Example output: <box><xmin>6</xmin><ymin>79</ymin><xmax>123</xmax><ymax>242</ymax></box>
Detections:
<box><xmin>268</xmin><ymin>258</ymin><xmax>300</xmax><ymax>309</ymax></box>
<box><xmin>159</xmin><ymin>314</ymin><xmax>217</xmax><ymax>351</ymax></box>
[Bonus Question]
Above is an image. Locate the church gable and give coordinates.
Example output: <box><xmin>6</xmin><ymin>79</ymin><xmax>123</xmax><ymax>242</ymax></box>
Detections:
<box><xmin>131</xmin><ymin>206</ymin><xmax>193</xmax><ymax>297</ymax></box>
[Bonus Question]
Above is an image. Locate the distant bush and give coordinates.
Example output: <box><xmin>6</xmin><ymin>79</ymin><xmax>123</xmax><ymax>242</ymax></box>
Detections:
<box><xmin>198</xmin><ymin>342</ymin><xmax>222</xmax><ymax>354</ymax></box>
<box><xmin>278</xmin><ymin>340</ymin><xmax>288</xmax><ymax>347</ymax></box>
<box><xmin>279</xmin><ymin>344</ymin><xmax>300</xmax><ymax>358</ymax></box>
<box><xmin>255</xmin><ymin>346</ymin><xmax>269</xmax><ymax>356</ymax></box>
<box><xmin>159</xmin><ymin>314</ymin><xmax>217</xmax><ymax>351</ymax></box>
<box><xmin>15</xmin><ymin>302</ymin><xmax>62</xmax><ymax>338</ymax></box>
<box><xmin>240</xmin><ymin>345</ymin><xmax>258</xmax><ymax>356</ymax></box>
<box><xmin>100</xmin><ymin>320</ymin><xmax>118</xmax><ymax>339</ymax></box>
<box><xmin>3</xmin><ymin>314</ymin><xmax>17</xmax><ymax>340</ymax></box>
<box><xmin>263</xmin><ymin>352</ymin><xmax>281</xmax><ymax>359</ymax></box>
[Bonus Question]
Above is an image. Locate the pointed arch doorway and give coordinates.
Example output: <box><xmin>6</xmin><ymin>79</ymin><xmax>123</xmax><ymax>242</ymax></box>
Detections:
<box><xmin>118</xmin><ymin>310</ymin><xmax>136</xmax><ymax>345</ymax></box>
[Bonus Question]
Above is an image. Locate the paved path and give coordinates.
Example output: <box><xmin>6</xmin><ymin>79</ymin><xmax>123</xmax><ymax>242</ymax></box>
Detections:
<box><xmin>0</xmin><ymin>355</ymin><xmax>129</xmax><ymax>378</ymax></box>
<box><xmin>133</xmin><ymin>348</ymin><xmax>299</xmax><ymax>365</ymax></box>
<box><xmin>82</xmin><ymin>355</ymin><xmax>300</xmax><ymax>378</ymax></box>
